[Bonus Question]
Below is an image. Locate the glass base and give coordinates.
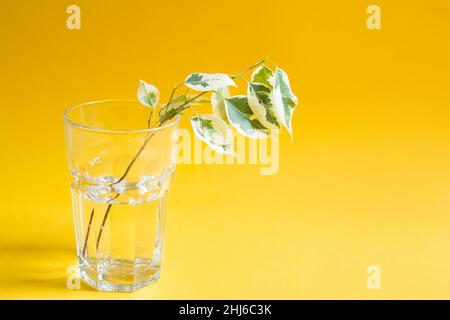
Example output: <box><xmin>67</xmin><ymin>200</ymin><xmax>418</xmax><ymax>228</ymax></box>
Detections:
<box><xmin>79</xmin><ymin>258</ymin><xmax>161</xmax><ymax>292</ymax></box>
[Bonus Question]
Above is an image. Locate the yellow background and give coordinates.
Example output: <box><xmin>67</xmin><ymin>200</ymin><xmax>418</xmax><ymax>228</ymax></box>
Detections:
<box><xmin>0</xmin><ymin>0</ymin><xmax>449</xmax><ymax>299</ymax></box>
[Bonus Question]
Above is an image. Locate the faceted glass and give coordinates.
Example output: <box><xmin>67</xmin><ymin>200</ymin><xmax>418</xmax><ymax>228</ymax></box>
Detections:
<box><xmin>64</xmin><ymin>100</ymin><xmax>179</xmax><ymax>292</ymax></box>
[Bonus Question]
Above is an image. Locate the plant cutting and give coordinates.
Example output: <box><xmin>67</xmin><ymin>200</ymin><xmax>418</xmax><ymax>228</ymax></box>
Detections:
<box><xmin>64</xmin><ymin>58</ymin><xmax>298</xmax><ymax>291</ymax></box>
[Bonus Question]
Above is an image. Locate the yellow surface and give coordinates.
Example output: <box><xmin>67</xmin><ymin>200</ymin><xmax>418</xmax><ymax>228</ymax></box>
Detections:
<box><xmin>0</xmin><ymin>0</ymin><xmax>449</xmax><ymax>299</ymax></box>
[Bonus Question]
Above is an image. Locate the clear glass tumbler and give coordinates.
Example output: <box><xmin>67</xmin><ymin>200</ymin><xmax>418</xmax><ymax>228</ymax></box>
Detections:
<box><xmin>64</xmin><ymin>100</ymin><xmax>180</xmax><ymax>292</ymax></box>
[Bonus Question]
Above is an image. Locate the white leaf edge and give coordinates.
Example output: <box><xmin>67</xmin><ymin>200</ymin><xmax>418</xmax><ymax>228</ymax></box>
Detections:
<box><xmin>137</xmin><ymin>80</ymin><xmax>160</xmax><ymax>108</ymax></box>
<box><xmin>224</xmin><ymin>95</ymin><xmax>269</xmax><ymax>139</ymax></box>
<box><xmin>190</xmin><ymin>114</ymin><xmax>234</xmax><ymax>154</ymax></box>
<box><xmin>184</xmin><ymin>73</ymin><xmax>236</xmax><ymax>92</ymax></box>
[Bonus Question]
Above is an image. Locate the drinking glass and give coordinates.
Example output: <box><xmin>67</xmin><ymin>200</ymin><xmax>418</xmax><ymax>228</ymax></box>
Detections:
<box><xmin>64</xmin><ymin>100</ymin><xmax>180</xmax><ymax>292</ymax></box>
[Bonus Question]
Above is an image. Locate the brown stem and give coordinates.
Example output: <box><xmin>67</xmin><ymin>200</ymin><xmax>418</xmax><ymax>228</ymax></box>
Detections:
<box><xmin>147</xmin><ymin>110</ymin><xmax>153</xmax><ymax>128</ymax></box>
<box><xmin>111</xmin><ymin>131</ymin><xmax>158</xmax><ymax>186</ymax></box>
<box><xmin>95</xmin><ymin>203</ymin><xmax>113</xmax><ymax>251</ymax></box>
<box><xmin>93</xmin><ymin>129</ymin><xmax>159</xmax><ymax>253</ymax></box>
<box><xmin>93</xmin><ymin>117</ymin><xmax>168</xmax><ymax>252</ymax></box>
<box><xmin>171</xmin><ymin>91</ymin><xmax>208</xmax><ymax>117</ymax></box>
<box><xmin>82</xmin><ymin>120</ymin><xmax>160</xmax><ymax>257</ymax></box>
<box><xmin>230</xmin><ymin>59</ymin><xmax>265</xmax><ymax>79</ymax></box>
<box><xmin>81</xmin><ymin>208</ymin><xmax>95</xmax><ymax>257</ymax></box>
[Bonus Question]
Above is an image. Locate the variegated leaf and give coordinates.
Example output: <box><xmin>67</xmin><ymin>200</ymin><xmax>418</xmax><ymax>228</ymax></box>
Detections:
<box><xmin>137</xmin><ymin>80</ymin><xmax>159</xmax><ymax>108</ymax></box>
<box><xmin>211</xmin><ymin>87</ymin><xmax>230</xmax><ymax>123</ymax></box>
<box><xmin>185</xmin><ymin>73</ymin><xmax>236</xmax><ymax>92</ymax></box>
<box><xmin>247</xmin><ymin>82</ymin><xmax>280</xmax><ymax>129</ymax></box>
<box><xmin>224</xmin><ymin>95</ymin><xmax>268</xmax><ymax>139</ymax></box>
<box><xmin>272</xmin><ymin>67</ymin><xmax>298</xmax><ymax>136</ymax></box>
<box><xmin>251</xmin><ymin>65</ymin><xmax>274</xmax><ymax>88</ymax></box>
<box><xmin>190</xmin><ymin>114</ymin><xmax>234</xmax><ymax>154</ymax></box>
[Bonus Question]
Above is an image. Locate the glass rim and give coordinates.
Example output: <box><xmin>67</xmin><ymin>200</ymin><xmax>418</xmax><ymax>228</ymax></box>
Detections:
<box><xmin>64</xmin><ymin>99</ymin><xmax>181</xmax><ymax>133</ymax></box>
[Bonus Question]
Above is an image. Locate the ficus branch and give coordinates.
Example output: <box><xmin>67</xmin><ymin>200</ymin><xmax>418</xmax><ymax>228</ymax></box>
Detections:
<box><xmin>82</xmin><ymin>60</ymin><xmax>270</xmax><ymax>257</ymax></box>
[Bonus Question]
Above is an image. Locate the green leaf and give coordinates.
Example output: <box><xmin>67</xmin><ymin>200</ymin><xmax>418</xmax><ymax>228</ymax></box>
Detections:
<box><xmin>190</xmin><ymin>114</ymin><xmax>234</xmax><ymax>154</ymax></box>
<box><xmin>251</xmin><ymin>65</ymin><xmax>274</xmax><ymax>88</ymax></box>
<box><xmin>272</xmin><ymin>67</ymin><xmax>298</xmax><ymax>136</ymax></box>
<box><xmin>185</xmin><ymin>73</ymin><xmax>236</xmax><ymax>92</ymax></box>
<box><xmin>224</xmin><ymin>95</ymin><xmax>269</xmax><ymax>139</ymax></box>
<box><xmin>247</xmin><ymin>82</ymin><xmax>280</xmax><ymax>129</ymax></box>
<box><xmin>137</xmin><ymin>80</ymin><xmax>159</xmax><ymax>108</ymax></box>
<box><xmin>211</xmin><ymin>87</ymin><xmax>230</xmax><ymax>123</ymax></box>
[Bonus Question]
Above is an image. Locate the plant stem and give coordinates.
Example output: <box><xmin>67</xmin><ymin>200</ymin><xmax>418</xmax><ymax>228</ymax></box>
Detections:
<box><xmin>81</xmin><ymin>208</ymin><xmax>95</xmax><ymax>257</ymax></box>
<box><xmin>159</xmin><ymin>83</ymin><xmax>183</xmax><ymax>120</ymax></box>
<box><xmin>147</xmin><ymin>109</ymin><xmax>153</xmax><ymax>128</ymax></box>
<box><xmin>111</xmin><ymin>129</ymin><xmax>159</xmax><ymax>186</ymax></box>
<box><xmin>95</xmin><ymin>202</ymin><xmax>113</xmax><ymax>251</ymax></box>
<box><xmin>93</xmin><ymin>122</ymin><xmax>163</xmax><ymax>253</ymax></box>
<box><xmin>167</xmin><ymin>83</ymin><xmax>183</xmax><ymax>106</ymax></box>
<box><xmin>82</xmin><ymin>119</ymin><xmax>162</xmax><ymax>257</ymax></box>
<box><xmin>87</xmin><ymin>62</ymin><xmax>265</xmax><ymax>255</ymax></box>
<box><xmin>176</xmin><ymin>91</ymin><xmax>207</xmax><ymax>113</ymax></box>
<box><xmin>230</xmin><ymin>59</ymin><xmax>265</xmax><ymax>79</ymax></box>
